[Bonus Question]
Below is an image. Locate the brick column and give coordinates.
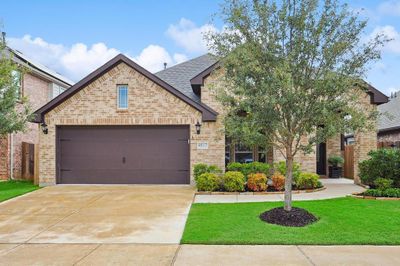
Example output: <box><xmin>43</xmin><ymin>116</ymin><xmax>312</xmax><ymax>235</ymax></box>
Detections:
<box><xmin>353</xmin><ymin>130</ymin><xmax>377</xmax><ymax>184</ymax></box>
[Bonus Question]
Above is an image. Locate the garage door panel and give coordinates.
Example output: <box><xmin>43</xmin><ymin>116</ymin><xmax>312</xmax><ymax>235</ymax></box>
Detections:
<box><xmin>57</xmin><ymin>126</ymin><xmax>190</xmax><ymax>184</ymax></box>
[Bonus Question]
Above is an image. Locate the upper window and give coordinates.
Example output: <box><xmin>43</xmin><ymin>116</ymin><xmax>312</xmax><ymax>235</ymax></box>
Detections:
<box><xmin>49</xmin><ymin>83</ymin><xmax>66</xmax><ymax>100</ymax></box>
<box><xmin>117</xmin><ymin>85</ymin><xmax>128</xmax><ymax>109</ymax></box>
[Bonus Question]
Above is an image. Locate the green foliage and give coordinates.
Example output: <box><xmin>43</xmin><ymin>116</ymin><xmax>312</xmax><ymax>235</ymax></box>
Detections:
<box><xmin>226</xmin><ymin>162</ymin><xmax>270</xmax><ymax>179</ymax></box>
<box><xmin>196</xmin><ymin>173</ymin><xmax>221</xmax><ymax>192</ymax></box>
<box><xmin>373</xmin><ymin>178</ymin><xmax>393</xmax><ymax>190</ymax></box>
<box><xmin>273</xmin><ymin>161</ymin><xmax>301</xmax><ymax>181</ymax></box>
<box><xmin>296</xmin><ymin>172</ymin><xmax>322</xmax><ymax>190</ymax></box>
<box><xmin>359</xmin><ymin>149</ymin><xmax>400</xmax><ymax>187</ymax></box>
<box><xmin>193</xmin><ymin>163</ymin><xmax>222</xmax><ymax>182</ymax></box>
<box><xmin>363</xmin><ymin>188</ymin><xmax>400</xmax><ymax>198</ymax></box>
<box><xmin>0</xmin><ymin>39</ymin><xmax>32</xmax><ymax>136</ymax></box>
<box><xmin>328</xmin><ymin>155</ymin><xmax>344</xmax><ymax>167</ymax></box>
<box><xmin>226</xmin><ymin>162</ymin><xmax>243</xmax><ymax>172</ymax></box>
<box><xmin>247</xmin><ymin>173</ymin><xmax>267</xmax><ymax>192</ymax></box>
<box><xmin>207</xmin><ymin>0</ymin><xmax>388</xmax><ymax>209</ymax></box>
<box><xmin>222</xmin><ymin>171</ymin><xmax>245</xmax><ymax>192</ymax></box>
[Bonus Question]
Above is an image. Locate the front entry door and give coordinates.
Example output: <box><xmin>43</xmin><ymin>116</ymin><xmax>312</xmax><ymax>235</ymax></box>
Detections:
<box><xmin>316</xmin><ymin>142</ymin><xmax>326</xmax><ymax>175</ymax></box>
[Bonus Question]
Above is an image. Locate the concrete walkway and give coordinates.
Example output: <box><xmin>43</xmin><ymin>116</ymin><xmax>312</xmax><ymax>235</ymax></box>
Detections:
<box><xmin>1</xmin><ymin>244</ymin><xmax>399</xmax><ymax>265</ymax></box>
<box><xmin>194</xmin><ymin>178</ymin><xmax>365</xmax><ymax>203</ymax></box>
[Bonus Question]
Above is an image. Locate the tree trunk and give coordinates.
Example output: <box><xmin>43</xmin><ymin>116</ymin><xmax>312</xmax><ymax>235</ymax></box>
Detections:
<box><xmin>284</xmin><ymin>155</ymin><xmax>294</xmax><ymax>211</ymax></box>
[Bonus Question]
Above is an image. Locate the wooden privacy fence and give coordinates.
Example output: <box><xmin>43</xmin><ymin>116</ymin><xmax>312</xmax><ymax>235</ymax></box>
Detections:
<box><xmin>344</xmin><ymin>145</ymin><xmax>354</xmax><ymax>179</ymax></box>
<box><xmin>21</xmin><ymin>142</ymin><xmax>35</xmax><ymax>180</ymax></box>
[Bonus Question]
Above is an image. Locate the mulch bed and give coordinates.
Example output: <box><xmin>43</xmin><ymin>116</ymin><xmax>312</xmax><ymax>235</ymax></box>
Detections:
<box><xmin>259</xmin><ymin>207</ymin><xmax>318</xmax><ymax>227</ymax></box>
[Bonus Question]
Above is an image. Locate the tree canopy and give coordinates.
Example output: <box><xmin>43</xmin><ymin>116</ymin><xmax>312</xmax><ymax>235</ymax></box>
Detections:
<box><xmin>207</xmin><ymin>0</ymin><xmax>388</xmax><ymax>210</ymax></box>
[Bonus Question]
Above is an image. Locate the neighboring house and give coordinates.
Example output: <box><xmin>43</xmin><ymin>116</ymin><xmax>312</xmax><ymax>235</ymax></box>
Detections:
<box><xmin>32</xmin><ymin>54</ymin><xmax>387</xmax><ymax>186</ymax></box>
<box><xmin>0</xmin><ymin>47</ymin><xmax>73</xmax><ymax>180</ymax></box>
<box><xmin>378</xmin><ymin>92</ymin><xmax>400</xmax><ymax>146</ymax></box>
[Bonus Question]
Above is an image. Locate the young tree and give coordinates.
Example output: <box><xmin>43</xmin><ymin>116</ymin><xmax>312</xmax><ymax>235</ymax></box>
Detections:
<box><xmin>207</xmin><ymin>0</ymin><xmax>388</xmax><ymax>211</ymax></box>
<box><xmin>0</xmin><ymin>36</ymin><xmax>31</xmax><ymax>136</ymax></box>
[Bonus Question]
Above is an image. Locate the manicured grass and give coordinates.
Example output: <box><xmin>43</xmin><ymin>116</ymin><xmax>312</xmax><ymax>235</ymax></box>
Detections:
<box><xmin>181</xmin><ymin>197</ymin><xmax>400</xmax><ymax>245</ymax></box>
<box><xmin>0</xmin><ymin>180</ymin><xmax>39</xmax><ymax>202</ymax></box>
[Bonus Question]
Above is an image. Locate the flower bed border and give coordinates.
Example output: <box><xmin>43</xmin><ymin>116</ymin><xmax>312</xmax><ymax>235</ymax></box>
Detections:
<box><xmin>196</xmin><ymin>186</ymin><xmax>326</xmax><ymax>195</ymax></box>
<box><xmin>351</xmin><ymin>193</ymin><xmax>400</xmax><ymax>201</ymax></box>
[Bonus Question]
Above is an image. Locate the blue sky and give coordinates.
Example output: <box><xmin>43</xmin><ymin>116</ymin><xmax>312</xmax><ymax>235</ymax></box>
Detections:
<box><xmin>2</xmin><ymin>0</ymin><xmax>400</xmax><ymax>95</ymax></box>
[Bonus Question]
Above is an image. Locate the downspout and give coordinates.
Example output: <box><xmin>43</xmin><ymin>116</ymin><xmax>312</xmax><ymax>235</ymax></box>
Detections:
<box><xmin>10</xmin><ymin>133</ymin><xmax>14</xmax><ymax>180</ymax></box>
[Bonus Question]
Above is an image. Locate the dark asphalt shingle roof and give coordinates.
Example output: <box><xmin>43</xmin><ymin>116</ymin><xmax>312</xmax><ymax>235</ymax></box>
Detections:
<box><xmin>154</xmin><ymin>54</ymin><xmax>217</xmax><ymax>102</ymax></box>
<box><xmin>378</xmin><ymin>94</ymin><xmax>400</xmax><ymax>131</ymax></box>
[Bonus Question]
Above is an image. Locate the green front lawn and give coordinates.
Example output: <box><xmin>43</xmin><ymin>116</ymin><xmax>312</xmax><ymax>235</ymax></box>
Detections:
<box><xmin>182</xmin><ymin>197</ymin><xmax>400</xmax><ymax>245</ymax></box>
<box><xmin>0</xmin><ymin>180</ymin><xmax>39</xmax><ymax>202</ymax></box>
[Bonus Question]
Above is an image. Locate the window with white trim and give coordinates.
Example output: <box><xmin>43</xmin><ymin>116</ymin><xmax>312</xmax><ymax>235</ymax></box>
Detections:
<box><xmin>49</xmin><ymin>83</ymin><xmax>66</xmax><ymax>100</ymax></box>
<box><xmin>117</xmin><ymin>85</ymin><xmax>128</xmax><ymax>109</ymax></box>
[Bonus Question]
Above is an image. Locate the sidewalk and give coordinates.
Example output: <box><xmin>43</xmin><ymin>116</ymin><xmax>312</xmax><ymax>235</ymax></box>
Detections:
<box><xmin>174</xmin><ymin>245</ymin><xmax>400</xmax><ymax>266</ymax></box>
<box><xmin>194</xmin><ymin>178</ymin><xmax>365</xmax><ymax>203</ymax></box>
<box><xmin>1</xmin><ymin>243</ymin><xmax>399</xmax><ymax>265</ymax></box>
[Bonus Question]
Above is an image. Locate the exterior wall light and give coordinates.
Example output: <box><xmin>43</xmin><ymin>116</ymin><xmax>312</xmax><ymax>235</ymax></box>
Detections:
<box><xmin>195</xmin><ymin>121</ymin><xmax>201</xmax><ymax>135</ymax></box>
<box><xmin>41</xmin><ymin>122</ymin><xmax>48</xmax><ymax>134</ymax></box>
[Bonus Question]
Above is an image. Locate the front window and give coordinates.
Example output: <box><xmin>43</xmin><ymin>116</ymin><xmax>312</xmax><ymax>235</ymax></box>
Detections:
<box><xmin>235</xmin><ymin>143</ymin><xmax>253</xmax><ymax>163</ymax></box>
<box><xmin>117</xmin><ymin>85</ymin><xmax>128</xmax><ymax>109</ymax></box>
<box><xmin>225</xmin><ymin>138</ymin><xmax>268</xmax><ymax>165</ymax></box>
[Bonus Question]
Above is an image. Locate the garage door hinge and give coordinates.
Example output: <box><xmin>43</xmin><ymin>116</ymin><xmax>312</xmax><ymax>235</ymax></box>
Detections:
<box><xmin>60</xmin><ymin>139</ymin><xmax>71</xmax><ymax>142</ymax></box>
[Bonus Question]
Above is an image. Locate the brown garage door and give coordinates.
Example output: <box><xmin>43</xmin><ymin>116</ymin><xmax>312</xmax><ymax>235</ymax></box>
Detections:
<box><xmin>56</xmin><ymin>126</ymin><xmax>190</xmax><ymax>184</ymax></box>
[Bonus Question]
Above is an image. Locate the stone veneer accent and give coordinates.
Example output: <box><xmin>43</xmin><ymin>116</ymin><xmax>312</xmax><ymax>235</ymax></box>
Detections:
<box><xmin>39</xmin><ymin>62</ymin><xmax>224</xmax><ymax>186</ymax></box>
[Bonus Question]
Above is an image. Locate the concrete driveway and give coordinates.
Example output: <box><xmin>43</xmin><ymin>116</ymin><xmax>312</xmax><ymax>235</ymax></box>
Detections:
<box><xmin>0</xmin><ymin>185</ymin><xmax>194</xmax><ymax>244</ymax></box>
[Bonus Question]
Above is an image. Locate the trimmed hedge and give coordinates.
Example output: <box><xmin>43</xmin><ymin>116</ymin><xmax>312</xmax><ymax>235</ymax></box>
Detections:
<box><xmin>222</xmin><ymin>171</ymin><xmax>245</xmax><ymax>192</ymax></box>
<box><xmin>226</xmin><ymin>162</ymin><xmax>270</xmax><ymax>179</ymax></box>
<box><xmin>296</xmin><ymin>172</ymin><xmax>322</xmax><ymax>189</ymax></box>
<box><xmin>363</xmin><ymin>188</ymin><xmax>400</xmax><ymax>198</ymax></box>
<box><xmin>196</xmin><ymin>173</ymin><xmax>220</xmax><ymax>192</ymax></box>
<box><xmin>194</xmin><ymin>163</ymin><xmax>222</xmax><ymax>182</ymax></box>
<box><xmin>247</xmin><ymin>173</ymin><xmax>268</xmax><ymax>192</ymax></box>
<box><xmin>359</xmin><ymin>149</ymin><xmax>400</xmax><ymax>188</ymax></box>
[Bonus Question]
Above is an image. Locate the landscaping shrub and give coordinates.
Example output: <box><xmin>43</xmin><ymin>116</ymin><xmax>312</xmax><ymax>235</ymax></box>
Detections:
<box><xmin>328</xmin><ymin>155</ymin><xmax>344</xmax><ymax>167</ymax></box>
<box><xmin>273</xmin><ymin>161</ymin><xmax>301</xmax><ymax>182</ymax></box>
<box><xmin>359</xmin><ymin>149</ymin><xmax>400</xmax><ymax>188</ymax></box>
<box><xmin>194</xmin><ymin>163</ymin><xmax>222</xmax><ymax>182</ymax></box>
<box><xmin>363</xmin><ymin>188</ymin><xmax>400</xmax><ymax>198</ymax></box>
<box><xmin>226</xmin><ymin>162</ymin><xmax>243</xmax><ymax>172</ymax></box>
<box><xmin>196</xmin><ymin>173</ymin><xmax>220</xmax><ymax>192</ymax></box>
<box><xmin>226</xmin><ymin>162</ymin><xmax>270</xmax><ymax>179</ymax></box>
<box><xmin>247</xmin><ymin>173</ymin><xmax>268</xmax><ymax>192</ymax></box>
<box><xmin>222</xmin><ymin>171</ymin><xmax>245</xmax><ymax>192</ymax></box>
<box><xmin>271</xmin><ymin>172</ymin><xmax>285</xmax><ymax>191</ymax></box>
<box><xmin>373</xmin><ymin>178</ymin><xmax>393</xmax><ymax>190</ymax></box>
<box><xmin>296</xmin><ymin>172</ymin><xmax>322</xmax><ymax>190</ymax></box>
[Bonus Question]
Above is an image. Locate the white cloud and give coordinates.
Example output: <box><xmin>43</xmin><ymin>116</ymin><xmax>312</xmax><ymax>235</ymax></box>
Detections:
<box><xmin>133</xmin><ymin>44</ymin><xmax>187</xmax><ymax>72</ymax></box>
<box><xmin>166</xmin><ymin>18</ymin><xmax>218</xmax><ymax>53</ymax></box>
<box><xmin>368</xmin><ymin>25</ymin><xmax>400</xmax><ymax>54</ymax></box>
<box><xmin>7</xmin><ymin>35</ymin><xmax>187</xmax><ymax>81</ymax></box>
<box><xmin>378</xmin><ymin>1</ymin><xmax>400</xmax><ymax>16</ymax></box>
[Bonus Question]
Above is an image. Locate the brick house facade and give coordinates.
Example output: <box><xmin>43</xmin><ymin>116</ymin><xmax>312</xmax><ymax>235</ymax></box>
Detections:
<box><xmin>0</xmin><ymin>48</ymin><xmax>72</xmax><ymax>180</ymax></box>
<box><xmin>33</xmin><ymin>54</ymin><xmax>387</xmax><ymax>186</ymax></box>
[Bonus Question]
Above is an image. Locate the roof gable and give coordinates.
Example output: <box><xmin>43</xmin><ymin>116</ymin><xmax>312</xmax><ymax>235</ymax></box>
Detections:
<box><xmin>33</xmin><ymin>54</ymin><xmax>217</xmax><ymax>123</ymax></box>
